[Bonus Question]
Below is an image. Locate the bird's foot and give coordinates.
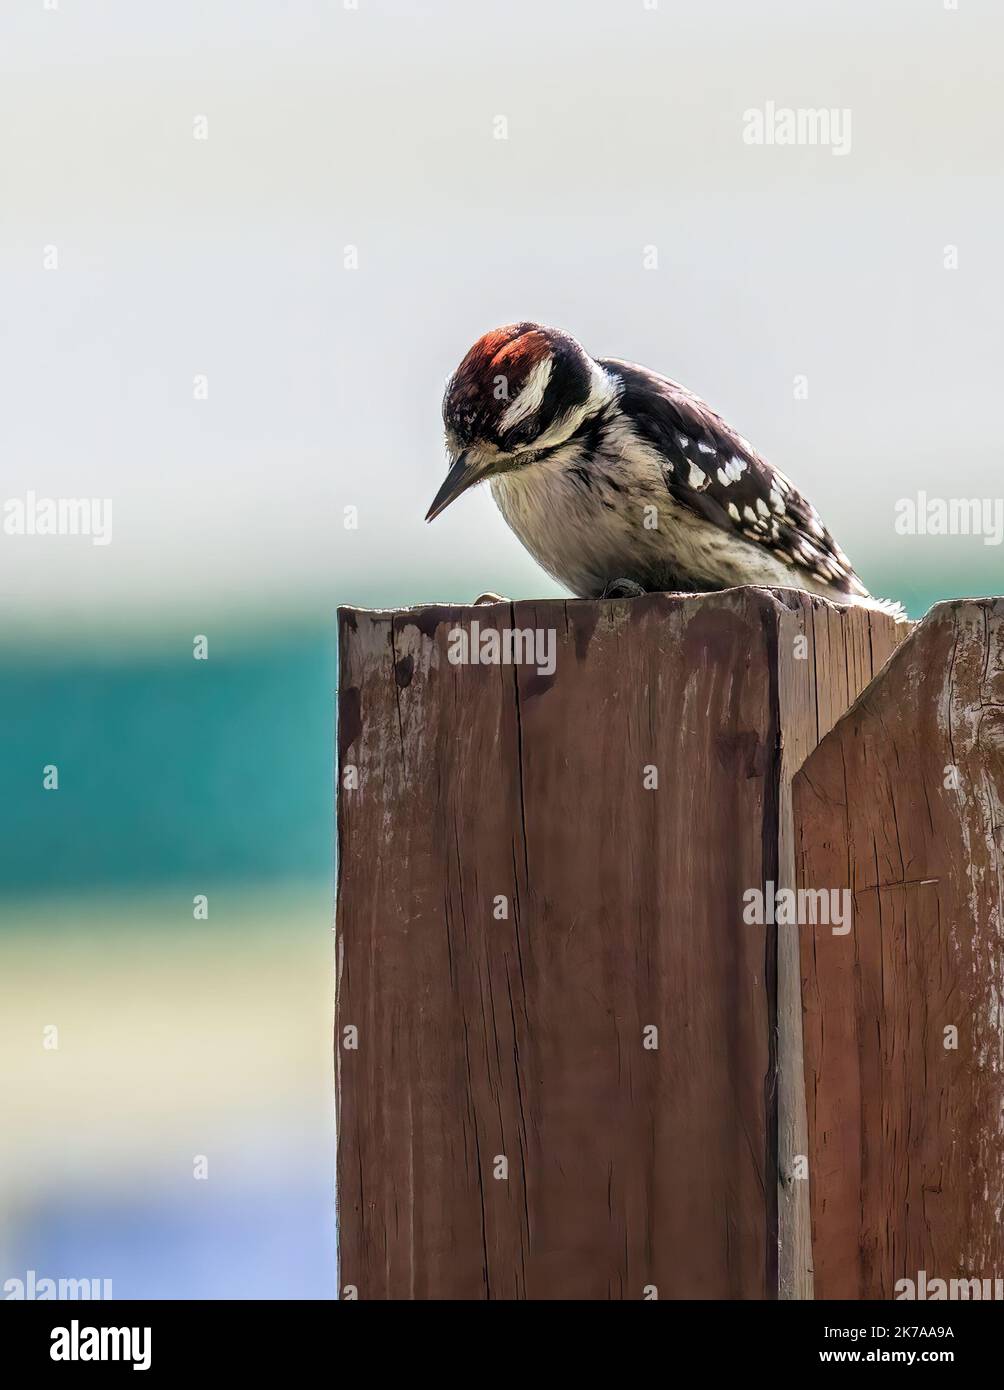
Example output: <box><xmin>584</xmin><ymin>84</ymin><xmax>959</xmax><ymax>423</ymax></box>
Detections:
<box><xmin>471</xmin><ymin>591</ymin><xmax>509</xmax><ymax>605</ymax></box>
<box><xmin>602</xmin><ymin>578</ymin><xmax>646</xmax><ymax>599</ymax></box>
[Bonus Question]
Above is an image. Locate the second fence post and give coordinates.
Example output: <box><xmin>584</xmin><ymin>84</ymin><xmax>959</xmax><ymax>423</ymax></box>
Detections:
<box><xmin>796</xmin><ymin>598</ymin><xmax>1004</xmax><ymax>1298</ymax></box>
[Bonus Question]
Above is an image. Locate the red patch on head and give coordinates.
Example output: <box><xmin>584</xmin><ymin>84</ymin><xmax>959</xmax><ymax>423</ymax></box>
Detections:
<box><xmin>444</xmin><ymin>324</ymin><xmax>555</xmax><ymax>443</ymax></box>
<box><xmin>450</xmin><ymin>324</ymin><xmax>551</xmax><ymax>407</ymax></box>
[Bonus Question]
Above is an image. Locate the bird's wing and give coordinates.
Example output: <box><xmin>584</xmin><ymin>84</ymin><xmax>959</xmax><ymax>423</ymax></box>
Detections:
<box><xmin>599</xmin><ymin>358</ymin><xmax>869</xmax><ymax>598</ymax></box>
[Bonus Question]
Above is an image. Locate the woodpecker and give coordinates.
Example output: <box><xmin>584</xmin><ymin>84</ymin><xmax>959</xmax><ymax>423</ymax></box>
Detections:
<box><xmin>426</xmin><ymin>322</ymin><xmax>904</xmax><ymax>618</ymax></box>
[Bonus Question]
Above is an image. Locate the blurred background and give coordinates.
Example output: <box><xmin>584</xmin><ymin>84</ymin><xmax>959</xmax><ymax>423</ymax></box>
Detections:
<box><xmin>1</xmin><ymin>0</ymin><xmax>1001</xmax><ymax>1297</ymax></box>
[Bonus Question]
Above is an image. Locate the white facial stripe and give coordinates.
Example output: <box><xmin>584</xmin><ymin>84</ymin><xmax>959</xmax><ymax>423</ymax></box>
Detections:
<box><xmin>498</xmin><ymin>356</ymin><xmax>554</xmax><ymax>434</ymax></box>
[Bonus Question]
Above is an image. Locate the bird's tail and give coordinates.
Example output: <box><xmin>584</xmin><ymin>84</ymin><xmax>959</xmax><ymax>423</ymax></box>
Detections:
<box><xmin>851</xmin><ymin>592</ymin><xmax>910</xmax><ymax>624</ymax></box>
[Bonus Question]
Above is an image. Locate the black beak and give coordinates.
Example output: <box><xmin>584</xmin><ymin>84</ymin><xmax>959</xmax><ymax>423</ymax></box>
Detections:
<box><xmin>425</xmin><ymin>451</ymin><xmax>487</xmax><ymax>522</ymax></box>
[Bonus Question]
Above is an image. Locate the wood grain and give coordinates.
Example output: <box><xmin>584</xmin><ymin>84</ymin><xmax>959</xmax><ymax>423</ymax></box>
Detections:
<box><xmin>336</xmin><ymin>587</ymin><xmax>903</xmax><ymax>1299</ymax></box>
<box><xmin>774</xmin><ymin>599</ymin><xmax>905</xmax><ymax>1298</ymax></box>
<box><xmin>796</xmin><ymin>598</ymin><xmax>1004</xmax><ymax>1298</ymax></box>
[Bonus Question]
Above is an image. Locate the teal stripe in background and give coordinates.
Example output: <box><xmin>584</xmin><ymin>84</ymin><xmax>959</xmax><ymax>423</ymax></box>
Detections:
<box><xmin>0</xmin><ymin>625</ymin><xmax>335</xmax><ymax>893</ymax></box>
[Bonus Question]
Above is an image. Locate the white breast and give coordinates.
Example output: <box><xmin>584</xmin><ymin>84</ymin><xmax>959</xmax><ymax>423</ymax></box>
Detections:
<box><xmin>489</xmin><ymin>449</ymin><xmax>643</xmax><ymax>596</ymax></box>
<box><xmin>489</xmin><ymin>433</ymin><xmax>832</xmax><ymax>600</ymax></box>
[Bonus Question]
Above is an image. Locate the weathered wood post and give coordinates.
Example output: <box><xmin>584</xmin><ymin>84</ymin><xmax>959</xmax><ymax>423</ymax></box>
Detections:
<box><xmin>796</xmin><ymin>598</ymin><xmax>1004</xmax><ymax>1299</ymax></box>
<box><xmin>336</xmin><ymin>588</ymin><xmax>903</xmax><ymax>1299</ymax></box>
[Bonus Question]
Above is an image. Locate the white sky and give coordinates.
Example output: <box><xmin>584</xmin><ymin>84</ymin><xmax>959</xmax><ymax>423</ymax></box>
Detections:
<box><xmin>1</xmin><ymin>0</ymin><xmax>1002</xmax><ymax>623</ymax></box>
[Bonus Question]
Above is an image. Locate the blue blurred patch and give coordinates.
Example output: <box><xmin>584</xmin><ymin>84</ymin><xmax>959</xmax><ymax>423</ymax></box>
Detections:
<box><xmin>7</xmin><ymin>1163</ymin><xmax>337</xmax><ymax>1300</ymax></box>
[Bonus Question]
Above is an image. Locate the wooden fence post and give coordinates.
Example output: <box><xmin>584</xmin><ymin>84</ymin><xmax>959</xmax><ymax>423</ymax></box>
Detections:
<box><xmin>336</xmin><ymin>587</ymin><xmax>903</xmax><ymax>1299</ymax></box>
<box><xmin>796</xmin><ymin>598</ymin><xmax>1004</xmax><ymax>1299</ymax></box>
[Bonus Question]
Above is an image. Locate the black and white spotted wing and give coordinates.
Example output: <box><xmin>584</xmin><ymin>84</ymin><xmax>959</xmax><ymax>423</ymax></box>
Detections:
<box><xmin>601</xmin><ymin>359</ymin><xmax>868</xmax><ymax>598</ymax></box>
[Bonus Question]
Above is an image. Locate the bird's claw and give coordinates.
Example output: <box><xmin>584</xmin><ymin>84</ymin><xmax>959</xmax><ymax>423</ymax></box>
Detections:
<box><xmin>471</xmin><ymin>591</ymin><xmax>509</xmax><ymax>605</ymax></box>
<box><xmin>602</xmin><ymin>578</ymin><xmax>646</xmax><ymax>599</ymax></box>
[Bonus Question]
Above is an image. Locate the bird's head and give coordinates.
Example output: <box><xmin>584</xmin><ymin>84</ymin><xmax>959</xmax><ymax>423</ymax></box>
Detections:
<box><xmin>425</xmin><ymin>322</ymin><xmax>612</xmax><ymax>522</ymax></box>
